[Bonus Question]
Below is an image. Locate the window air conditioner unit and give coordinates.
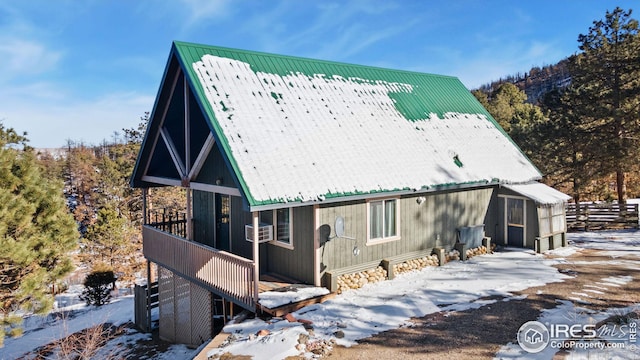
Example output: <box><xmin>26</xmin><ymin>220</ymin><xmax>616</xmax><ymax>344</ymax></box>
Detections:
<box><xmin>245</xmin><ymin>224</ymin><xmax>273</xmax><ymax>243</ymax></box>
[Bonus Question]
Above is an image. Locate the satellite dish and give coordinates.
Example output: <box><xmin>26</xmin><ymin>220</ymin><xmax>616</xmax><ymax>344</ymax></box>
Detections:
<box><xmin>335</xmin><ymin>216</ymin><xmax>345</xmax><ymax>238</ymax></box>
<box><xmin>333</xmin><ymin>216</ymin><xmax>355</xmax><ymax>240</ymax></box>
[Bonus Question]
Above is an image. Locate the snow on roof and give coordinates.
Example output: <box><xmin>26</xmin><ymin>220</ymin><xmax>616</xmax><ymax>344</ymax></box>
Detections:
<box><xmin>182</xmin><ymin>45</ymin><xmax>541</xmax><ymax>206</ymax></box>
<box><xmin>503</xmin><ymin>182</ymin><xmax>571</xmax><ymax>205</ymax></box>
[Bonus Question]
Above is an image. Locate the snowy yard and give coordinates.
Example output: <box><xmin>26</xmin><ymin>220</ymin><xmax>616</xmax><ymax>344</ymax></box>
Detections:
<box><xmin>1</xmin><ymin>230</ymin><xmax>639</xmax><ymax>359</ymax></box>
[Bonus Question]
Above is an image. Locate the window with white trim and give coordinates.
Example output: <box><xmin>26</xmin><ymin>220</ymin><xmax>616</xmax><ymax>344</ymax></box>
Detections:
<box><xmin>258</xmin><ymin>208</ymin><xmax>293</xmax><ymax>248</ymax></box>
<box><xmin>538</xmin><ymin>203</ymin><xmax>566</xmax><ymax>237</ymax></box>
<box><xmin>368</xmin><ymin>198</ymin><xmax>400</xmax><ymax>244</ymax></box>
<box><xmin>274</xmin><ymin>208</ymin><xmax>292</xmax><ymax>246</ymax></box>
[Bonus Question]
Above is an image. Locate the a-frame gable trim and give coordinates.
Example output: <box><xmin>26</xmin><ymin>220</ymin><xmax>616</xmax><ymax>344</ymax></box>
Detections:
<box><xmin>173</xmin><ymin>42</ymin><xmax>256</xmax><ymax>207</ymax></box>
<box><xmin>135</xmin><ymin>57</ymin><xmax>183</xmax><ymax>185</ymax></box>
<box><xmin>141</xmin><ymin>175</ymin><xmax>182</xmax><ymax>187</ymax></box>
<box><xmin>160</xmin><ymin>127</ymin><xmax>187</xmax><ymax>180</ymax></box>
<box><xmin>188</xmin><ymin>133</ymin><xmax>215</xmax><ymax>180</ymax></box>
<box><xmin>184</xmin><ymin>75</ymin><xmax>191</xmax><ymax>177</ymax></box>
<box><xmin>132</xmin><ymin>46</ymin><xmax>249</xmax><ymax>207</ymax></box>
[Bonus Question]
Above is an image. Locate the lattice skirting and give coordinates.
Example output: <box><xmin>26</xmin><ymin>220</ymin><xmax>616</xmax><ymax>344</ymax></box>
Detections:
<box><xmin>158</xmin><ymin>265</ymin><xmax>212</xmax><ymax>345</ymax></box>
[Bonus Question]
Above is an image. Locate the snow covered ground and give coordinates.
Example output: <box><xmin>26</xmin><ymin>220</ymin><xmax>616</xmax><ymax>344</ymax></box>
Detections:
<box><xmin>0</xmin><ymin>287</ymin><xmax>196</xmax><ymax>360</ymax></box>
<box><xmin>1</xmin><ymin>230</ymin><xmax>638</xmax><ymax>359</ymax></box>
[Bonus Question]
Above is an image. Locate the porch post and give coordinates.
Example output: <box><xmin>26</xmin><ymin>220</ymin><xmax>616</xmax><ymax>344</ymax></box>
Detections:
<box><xmin>186</xmin><ymin>188</ymin><xmax>193</xmax><ymax>240</ymax></box>
<box><xmin>143</xmin><ymin>188</ymin><xmax>151</xmax><ymax>331</ymax></box>
<box><xmin>313</xmin><ymin>205</ymin><xmax>321</xmax><ymax>286</ymax></box>
<box><xmin>252</xmin><ymin>211</ymin><xmax>259</xmax><ymax>305</ymax></box>
<box><xmin>146</xmin><ymin>259</ymin><xmax>151</xmax><ymax>332</ymax></box>
<box><xmin>142</xmin><ymin>188</ymin><xmax>148</xmax><ymax>225</ymax></box>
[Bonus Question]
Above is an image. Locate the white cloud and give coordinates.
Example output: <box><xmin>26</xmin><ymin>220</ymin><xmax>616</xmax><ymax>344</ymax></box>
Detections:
<box><xmin>178</xmin><ymin>0</ymin><xmax>232</xmax><ymax>29</ymax></box>
<box><xmin>234</xmin><ymin>0</ymin><xmax>416</xmax><ymax>62</ymax></box>
<box><xmin>407</xmin><ymin>36</ymin><xmax>566</xmax><ymax>90</ymax></box>
<box><xmin>0</xmin><ymin>38</ymin><xmax>63</xmax><ymax>82</ymax></box>
<box><xmin>0</xmin><ymin>90</ymin><xmax>154</xmax><ymax>148</ymax></box>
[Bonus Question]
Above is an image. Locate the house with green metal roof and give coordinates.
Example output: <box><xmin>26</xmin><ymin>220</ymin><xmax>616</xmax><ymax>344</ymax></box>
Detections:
<box><xmin>130</xmin><ymin>41</ymin><xmax>570</xmax><ymax>345</ymax></box>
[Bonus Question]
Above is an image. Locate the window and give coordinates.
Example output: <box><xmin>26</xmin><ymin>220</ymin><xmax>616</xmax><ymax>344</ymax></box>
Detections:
<box><xmin>274</xmin><ymin>208</ymin><xmax>292</xmax><ymax>246</ymax></box>
<box><xmin>507</xmin><ymin>198</ymin><xmax>524</xmax><ymax>226</ymax></box>
<box><xmin>259</xmin><ymin>210</ymin><xmax>272</xmax><ymax>226</ymax></box>
<box><xmin>368</xmin><ymin>198</ymin><xmax>400</xmax><ymax>244</ymax></box>
<box><xmin>538</xmin><ymin>203</ymin><xmax>566</xmax><ymax>237</ymax></box>
<box><xmin>255</xmin><ymin>208</ymin><xmax>293</xmax><ymax>249</ymax></box>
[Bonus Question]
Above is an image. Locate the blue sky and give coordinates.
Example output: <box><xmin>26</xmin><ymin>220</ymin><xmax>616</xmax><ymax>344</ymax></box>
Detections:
<box><xmin>0</xmin><ymin>0</ymin><xmax>636</xmax><ymax>148</ymax></box>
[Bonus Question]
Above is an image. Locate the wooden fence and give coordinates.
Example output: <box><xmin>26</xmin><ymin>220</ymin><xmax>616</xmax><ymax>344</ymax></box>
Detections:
<box><xmin>134</xmin><ymin>281</ymin><xmax>159</xmax><ymax>332</ymax></box>
<box><xmin>566</xmin><ymin>203</ymin><xmax>639</xmax><ymax>231</ymax></box>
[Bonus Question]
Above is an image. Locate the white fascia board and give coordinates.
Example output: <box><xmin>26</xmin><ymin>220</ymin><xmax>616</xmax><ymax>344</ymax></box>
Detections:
<box><xmin>247</xmin><ymin>181</ymin><xmax>498</xmax><ymax>212</ymax></box>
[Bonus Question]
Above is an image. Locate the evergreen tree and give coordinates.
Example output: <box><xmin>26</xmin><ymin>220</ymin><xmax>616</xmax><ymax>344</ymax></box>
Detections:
<box><xmin>569</xmin><ymin>7</ymin><xmax>640</xmax><ymax>203</ymax></box>
<box><xmin>79</xmin><ymin>266</ymin><xmax>116</xmax><ymax>307</ymax></box>
<box><xmin>472</xmin><ymin>83</ymin><xmax>546</xmax><ymax>164</ymax></box>
<box><xmin>65</xmin><ymin>142</ymin><xmax>101</xmax><ymax>233</ymax></box>
<box><xmin>81</xmin><ymin>204</ymin><xmax>138</xmax><ymax>284</ymax></box>
<box><xmin>476</xmin><ymin>83</ymin><xmax>529</xmax><ymax>132</ymax></box>
<box><xmin>0</xmin><ymin>123</ymin><xmax>78</xmax><ymax>347</ymax></box>
<box><xmin>540</xmin><ymin>87</ymin><xmax>609</xmax><ymax>203</ymax></box>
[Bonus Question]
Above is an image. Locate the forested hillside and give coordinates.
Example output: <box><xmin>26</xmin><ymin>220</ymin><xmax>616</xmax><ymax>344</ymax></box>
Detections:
<box><xmin>473</xmin><ymin>7</ymin><xmax>640</xmax><ymax>205</ymax></box>
<box><xmin>476</xmin><ymin>60</ymin><xmax>571</xmax><ymax>105</ymax></box>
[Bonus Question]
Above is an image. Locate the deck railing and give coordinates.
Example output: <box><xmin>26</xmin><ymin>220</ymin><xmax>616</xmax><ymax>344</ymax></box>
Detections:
<box><xmin>146</xmin><ymin>209</ymin><xmax>187</xmax><ymax>238</ymax></box>
<box><xmin>142</xmin><ymin>225</ymin><xmax>257</xmax><ymax>310</ymax></box>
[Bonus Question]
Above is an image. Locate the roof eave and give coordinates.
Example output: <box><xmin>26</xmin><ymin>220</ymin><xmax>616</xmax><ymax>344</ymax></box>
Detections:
<box><xmin>247</xmin><ymin>180</ymin><xmax>505</xmax><ymax>212</ymax></box>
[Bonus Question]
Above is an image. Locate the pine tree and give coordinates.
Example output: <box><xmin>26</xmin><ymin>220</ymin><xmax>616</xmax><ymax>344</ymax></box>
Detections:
<box><xmin>79</xmin><ymin>265</ymin><xmax>116</xmax><ymax>307</ymax></box>
<box><xmin>540</xmin><ymin>87</ymin><xmax>609</xmax><ymax>203</ymax></box>
<box><xmin>473</xmin><ymin>83</ymin><xmax>546</xmax><ymax>161</ymax></box>
<box><xmin>569</xmin><ymin>7</ymin><xmax>640</xmax><ymax>204</ymax></box>
<box><xmin>0</xmin><ymin>123</ymin><xmax>78</xmax><ymax>347</ymax></box>
<box><xmin>81</xmin><ymin>204</ymin><xmax>138</xmax><ymax>284</ymax></box>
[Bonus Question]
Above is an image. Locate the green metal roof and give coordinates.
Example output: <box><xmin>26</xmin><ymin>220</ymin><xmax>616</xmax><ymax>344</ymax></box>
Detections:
<box><xmin>132</xmin><ymin>41</ymin><xmax>541</xmax><ymax>209</ymax></box>
<box><xmin>174</xmin><ymin>41</ymin><xmax>495</xmax><ymax>120</ymax></box>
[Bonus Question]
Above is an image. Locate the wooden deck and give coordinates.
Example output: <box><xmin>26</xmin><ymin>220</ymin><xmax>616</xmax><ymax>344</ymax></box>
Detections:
<box><xmin>257</xmin><ymin>273</ymin><xmax>336</xmax><ymax>316</ymax></box>
<box><xmin>143</xmin><ymin>225</ymin><xmax>334</xmax><ymax>317</ymax></box>
<box><xmin>259</xmin><ymin>273</ymin><xmax>301</xmax><ymax>293</ymax></box>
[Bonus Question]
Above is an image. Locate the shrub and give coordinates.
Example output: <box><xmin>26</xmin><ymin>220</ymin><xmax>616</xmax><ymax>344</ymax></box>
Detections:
<box><xmin>80</xmin><ymin>269</ymin><xmax>116</xmax><ymax>306</ymax></box>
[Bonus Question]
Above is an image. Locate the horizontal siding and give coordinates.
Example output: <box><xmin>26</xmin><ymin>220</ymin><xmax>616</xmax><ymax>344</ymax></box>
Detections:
<box><xmin>319</xmin><ymin>188</ymin><xmax>495</xmax><ymax>277</ymax></box>
<box><xmin>266</xmin><ymin>206</ymin><xmax>315</xmax><ymax>284</ymax></box>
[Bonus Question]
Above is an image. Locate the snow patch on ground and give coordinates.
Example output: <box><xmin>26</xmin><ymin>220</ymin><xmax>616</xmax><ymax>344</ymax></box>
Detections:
<box><xmin>568</xmin><ymin>229</ymin><xmax>640</xmax><ymax>258</ymax></box>
<box><xmin>3</xmin><ymin>230</ymin><xmax>639</xmax><ymax>360</ymax></box>
<box><xmin>208</xmin><ymin>248</ymin><xmax>568</xmax><ymax>358</ymax></box>
<box><xmin>0</xmin><ymin>297</ymin><xmax>134</xmax><ymax>360</ymax></box>
<box><xmin>258</xmin><ymin>286</ymin><xmax>330</xmax><ymax>309</ymax></box>
<box><xmin>545</xmin><ymin>246</ymin><xmax>579</xmax><ymax>257</ymax></box>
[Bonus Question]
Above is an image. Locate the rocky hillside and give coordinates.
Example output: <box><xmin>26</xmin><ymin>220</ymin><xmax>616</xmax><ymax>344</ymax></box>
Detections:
<box><xmin>476</xmin><ymin>58</ymin><xmax>572</xmax><ymax>104</ymax></box>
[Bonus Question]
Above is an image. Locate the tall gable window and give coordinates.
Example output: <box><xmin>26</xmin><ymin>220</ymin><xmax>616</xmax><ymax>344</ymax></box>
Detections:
<box><xmin>367</xmin><ymin>198</ymin><xmax>400</xmax><ymax>244</ymax></box>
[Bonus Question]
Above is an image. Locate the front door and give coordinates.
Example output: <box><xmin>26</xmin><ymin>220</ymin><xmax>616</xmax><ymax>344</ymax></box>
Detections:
<box><xmin>215</xmin><ymin>194</ymin><xmax>231</xmax><ymax>252</ymax></box>
<box><xmin>507</xmin><ymin>198</ymin><xmax>525</xmax><ymax>247</ymax></box>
